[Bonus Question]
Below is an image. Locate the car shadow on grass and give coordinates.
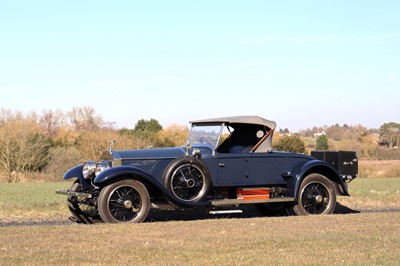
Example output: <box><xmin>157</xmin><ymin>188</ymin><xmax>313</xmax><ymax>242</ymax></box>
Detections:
<box><xmin>334</xmin><ymin>203</ymin><xmax>360</xmax><ymax>214</ymax></box>
<box><xmin>146</xmin><ymin>203</ymin><xmax>360</xmax><ymax>223</ymax></box>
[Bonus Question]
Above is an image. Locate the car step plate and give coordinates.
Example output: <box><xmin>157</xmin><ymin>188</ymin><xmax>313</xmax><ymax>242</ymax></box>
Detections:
<box><xmin>209</xmin><ymin>209</ymin><xmax>243</xmax><ymax>215</ymax></box>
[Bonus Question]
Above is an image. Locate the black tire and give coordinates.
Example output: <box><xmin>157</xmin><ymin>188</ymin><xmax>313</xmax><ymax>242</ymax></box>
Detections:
<box><xmin>255</xmin><ymin>202</ymin><xmax>290</xmax><ymax>217</ymax></box>
<box><xmin>68</xmin><ymin>180</ymin><xmax>99</xmax><ymax>224</ymax></box>
<box><xmin>292</xmin><ymin>174</ymin><xmax>336</xmax><ymax>215</ymax></box>
<box><xmin>98</xmin><ymin>179</ymin><xmax>150</xmax><ymax>223</ymax></box>
<box><xmin>163</xmin><ymin>157</ymin><xmax>211</xmax><ymax>202</ymax></box>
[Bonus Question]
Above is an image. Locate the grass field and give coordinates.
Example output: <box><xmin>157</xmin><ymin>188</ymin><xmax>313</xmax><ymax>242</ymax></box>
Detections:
<box><xmin>338</xmin><ymin>177</ymin><xmax>400</xmax><ymax>211</ymax></box>
<box><xmin>0</xmin><ymin>213</ymin><xmax>399</xmax><ymax>265</ymax></box>
<box><xmin>1</xmin><ymin>178</ymin><xmax>400</xmax><ymax>265</ymax></box>
<box><xmin>358</xmin><ymin>160</ymin><xmax>400</xmax><ymax>178</ymax></box>
<box><xmin>1</xmin><ymin>178</ymin><xmax>400</xmax><ymax>222</ymax></box>
<box><xmin>0</xmin><ymin>182</ymin><xmax>70</xmax><ymax>221</ymax></box>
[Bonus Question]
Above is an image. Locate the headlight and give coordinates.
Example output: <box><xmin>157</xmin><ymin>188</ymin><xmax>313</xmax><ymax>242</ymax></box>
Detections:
<box><xmin>82</xmin><ymin>160</ymin><xmax>97</xmax><ymax>180</ymax></box>
<box><xmin>95</xmin><ymin>161</ymin><xmax>111</xmax><ymax>176</ymax></box>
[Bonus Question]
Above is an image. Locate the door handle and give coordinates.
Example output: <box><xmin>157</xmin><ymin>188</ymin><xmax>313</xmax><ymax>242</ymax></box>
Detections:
<box><xmin>218</xmin><ymin>163</ymin><xmax>225</xmax><ymax>168</ymax></box>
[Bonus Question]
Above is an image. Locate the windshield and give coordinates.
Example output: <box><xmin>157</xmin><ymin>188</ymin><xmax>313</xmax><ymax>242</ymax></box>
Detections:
<box><xmin>187</xmin><ymin>124</ymin><xmax>223</xmax><ymax>149</ymax></box>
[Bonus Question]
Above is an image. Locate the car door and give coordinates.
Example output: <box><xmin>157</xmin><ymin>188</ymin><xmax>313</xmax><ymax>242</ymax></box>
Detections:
<box><xmin>216</xmin><ymin>153</ymin><xmax>247</xmax><ymax>186</ymax></box>
<box><xmin>245</xmin><ymin>152</ymin><xmax>288</xmax><ymax>186</ymax></box>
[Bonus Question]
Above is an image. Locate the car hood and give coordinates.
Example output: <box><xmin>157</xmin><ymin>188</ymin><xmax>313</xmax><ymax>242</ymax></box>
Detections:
<box><xmin>111</xmin><ymin>147</ymin><xmax>186</xmax><ymax>160</ymax></box>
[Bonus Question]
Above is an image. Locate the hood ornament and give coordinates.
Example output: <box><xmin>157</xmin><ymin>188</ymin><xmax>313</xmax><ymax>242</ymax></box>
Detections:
<box><xmin>185</xmin><ymin>141</ymin><xmax>192</xmax><ymax>156</ymax></box>
<box><xmin>108</xmin><ymin>140</ymin><xmax>116</xmax><ymax>155</ymax></box>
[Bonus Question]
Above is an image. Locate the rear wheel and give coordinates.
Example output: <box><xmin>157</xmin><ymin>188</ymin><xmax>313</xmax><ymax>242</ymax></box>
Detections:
<box><xmin>98</xmin><ymin>179</ymin><xmax>150</xmax><ymax>223</ymax></box>
<box><xmin>292</xmin><ymin>174</ymin><xmax>336</xmax><ymax>215</ymax></box>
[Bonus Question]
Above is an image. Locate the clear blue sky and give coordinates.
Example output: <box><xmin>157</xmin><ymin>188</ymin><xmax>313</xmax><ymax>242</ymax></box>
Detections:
<box><xmin>1</xmin><ymin>1</ymin><xmax>399</xmax><ymax>131</ymax></box>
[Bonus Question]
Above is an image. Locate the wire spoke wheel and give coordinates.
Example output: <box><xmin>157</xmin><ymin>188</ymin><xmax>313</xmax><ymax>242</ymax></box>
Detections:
<box><xmin>108</xmin><ymin>186</ymin><xmax>142</xmax><ymax>222</ymax></box>
<box><xmin>98</xmin><ymin>180</ymin><xmax>150</xmax><ymax>223</ymax></box>
<box><xmin>163</xmin><ymin>157</ymin><xmax>211</xmax><ymax>205</ymax></box>
<box><xmin>301</xmin><ymin>182</ymin><xmax>330</xmax><ymax>214</ymax></box>
<box><xmin>171</xmin><ymin>164</ymin><xmax>205</xmax><ymax>201</ymax></box>
<box><xmin>293</xmin><ymin>174</ymin><xmax>336</xmax><ymax>215</ymax></box>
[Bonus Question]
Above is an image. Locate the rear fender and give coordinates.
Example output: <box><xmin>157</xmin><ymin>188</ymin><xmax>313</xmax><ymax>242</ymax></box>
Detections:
<box><xmin>293</xmin><ymin>160</ymin><xmax>349</xmax><ymax>199</ymax></box>
<box><xmin>63</xmin><ymin>164</ymin><xmax>92</xmax><ymax>190</ymax></box>
<box><xmin>93</xmin><ymin>166</ymin><xmax>210</xmax><ymax>209</ymax></box>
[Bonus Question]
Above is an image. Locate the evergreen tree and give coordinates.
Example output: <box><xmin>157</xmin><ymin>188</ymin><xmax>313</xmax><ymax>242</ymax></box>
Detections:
<box><xmin>274</xmin><ymin>135</ymin><xmax>305</xmax><ymax>153</ymax></box>
<box><xmin>316</xmin><ymin>134</ymin><xmax>329</xmax><ymax>150</ymax></box>
<box><xmin>133</xmin><ymin>119</ymin><xmax>163</xmax><ymax>140</ymax></box>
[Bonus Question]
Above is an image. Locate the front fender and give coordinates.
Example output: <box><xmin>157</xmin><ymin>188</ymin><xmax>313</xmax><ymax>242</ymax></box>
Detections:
<box><xmin>93</xmin><ymin>166</ymin><xmax>210</xmax><ymax>208</ymax></box>
<box><xmin>63</xmin><ymin>164</ymin><xmax>92</xmax><ymax>190</ymax></box>
<box><xmin>93</xmin><ymin>165</ymin><xmax>155</xmax><ymax>187</ymax></box>
<box><xmin>293</xmin><ymin>160</ymin><xmax>349</xmax><ymax>199</ymax></box>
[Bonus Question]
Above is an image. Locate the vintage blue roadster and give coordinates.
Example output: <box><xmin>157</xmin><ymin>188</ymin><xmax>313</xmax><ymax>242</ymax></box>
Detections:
<box><xmin>56</xmin><ymin>116</ymin><xmax>357</xmax><ymax>223</ymax></box>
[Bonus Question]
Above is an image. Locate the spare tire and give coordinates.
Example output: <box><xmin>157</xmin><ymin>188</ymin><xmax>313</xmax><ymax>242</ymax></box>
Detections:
<box><xmin>163</xmin><ymin>157</ymin><xmax>211</xmax><ymax>203</ymax></box>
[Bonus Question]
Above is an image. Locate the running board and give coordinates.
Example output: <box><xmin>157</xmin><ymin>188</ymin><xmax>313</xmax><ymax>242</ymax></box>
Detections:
<box><xmin>209</xmin><ymin>209</ymin><xmax>243</xmax><ymax>215</ymax></box>
<box><xmin>56</xmin><ymin>189</ymin><xmax>93</xmax><ymax>199</ymax></box>
<box><xmin>151</xmin><ymin>201</ymin><xmax>176</xmax><ymax>210</ymax></box>
<box><xmin>210</xmin><ymin>197</ymin><xmax>294</xmax><ymax>207</ymax></box>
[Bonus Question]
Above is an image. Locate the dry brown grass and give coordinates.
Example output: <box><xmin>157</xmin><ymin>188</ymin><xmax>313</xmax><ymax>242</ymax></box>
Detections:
<box><xmin>1</xmin><ymin>179</ymin><xmax>400</xmax><ymax>265</ymax></box>
<box><xmin>1</xmin><ymin>213</ymin><xmax>400</xmax><ymax>265</ymax></box>
<box><xmin>359</xmin><ymin>160</ymin><xmax>400</xmax><ymax>178</ymax></box>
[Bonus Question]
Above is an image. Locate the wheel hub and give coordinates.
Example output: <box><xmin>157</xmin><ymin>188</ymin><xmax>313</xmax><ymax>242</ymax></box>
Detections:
<box><xmin>124</xmin><ymin>200</ymin><xmax>133</xmax><ymax>209</ymax></box>
<box><xmin>186</xmin><ymin>179</ymin><xmax>195</xmax><ymax>188</ymax></box>
<box><xmin>314</xmin><ymin>195</ymin><xmax>323</xmax><ymax>204</ymax></box>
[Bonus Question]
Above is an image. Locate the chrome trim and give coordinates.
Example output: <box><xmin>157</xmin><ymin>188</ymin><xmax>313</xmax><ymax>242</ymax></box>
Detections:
<box><xmin>82</xmin><ymin>160</ymin><xmax>97</xmax><ymax>180</ymax></box>
<box><xmin>95</xmin><ymin>161</ymin><xmax>111</xmax><ymax>176</ymax></box>
<box><xmin>55</xmin><ymin>189</ymin><xmax>93</xmax><ymax>199</ymax></box>
<box><xmin>209</xmin><ymin>209</ymin><xmax>243</xmax><ymax>215</ymax></box>
<box><xmin>150</xmin><ymin>201</ymin><xmax>176</xmax><ymax>210</ymax></box>
<box><xmin>108</xmin><ymin>139</ymin><xmax>116</xmax><ymax>155</ymax></box>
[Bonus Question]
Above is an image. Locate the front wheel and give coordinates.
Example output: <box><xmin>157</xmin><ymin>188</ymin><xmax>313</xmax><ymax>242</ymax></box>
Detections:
<box><xmin>98</xmin><ymin>179</ymin><xmax>150</xmax><ymax>223</ymax></box>
<box><xmin>292</xmin><ymin>174</ymin><xmax>336</xmax><ymax>215</ymax></box>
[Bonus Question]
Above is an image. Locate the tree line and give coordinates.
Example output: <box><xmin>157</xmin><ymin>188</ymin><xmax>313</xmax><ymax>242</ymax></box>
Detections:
<box><xmin>0</xmin><ymin>107</ymin><xmax>398</xmax><ymax>182</ymax></box>
<box><xmin>278</xmin><ymin>122</ymin><xmax>400</xmax><ymax>158</ymax></box>
<box><xmin>0</xmin><ymin>107</ymin><xmax>188</xmax><ymax>182</ymax></box>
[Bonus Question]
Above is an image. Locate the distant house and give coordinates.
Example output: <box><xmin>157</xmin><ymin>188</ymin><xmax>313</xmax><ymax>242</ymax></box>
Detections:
<box><xmin>278</xmin><ymin>132</ymin><xmax>291</xmax><ymax>137</ymax></box>
<box><xmin>313</xmin><ymin>131</ymin><xmax>326</xmax><ymax>138</ymax></box>
<box><xmin>278</xmin><ymin>128</ymin><xmax>291</xmax><ymax>137</ymax></box>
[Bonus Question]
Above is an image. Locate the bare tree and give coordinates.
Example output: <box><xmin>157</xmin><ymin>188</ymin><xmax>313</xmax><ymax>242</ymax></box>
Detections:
<box><xmin>26</xmin><ymin>111</ymin><xmax>39</xmax><ymax>123</ymax></box>
<box><xmin>68</xmin><ymin>106</ymin><xmax>104</xmax><ymax>131</ymax></box>
<box><xmin>154</xmin><ymin>124</ymin><xmax>189</xmax><ymax>147</ymax></box>
<box><xmin>76</xmin><ymin>130</ymin><xmax>137</xmax><ymax>160</ymax></box>
<box><xmin>39</xmin><ymin>109</ymin><xmax>66</xmax><ymax>137</ymax></box>
<box><xmin>0</xmin><ymin>108</ymin><xmax>15</xmax><ymax>125</ymax></box>
<box><xmin>0</xmin><ymin>120</ymin><xmax>50</xmax><ymax>182</ymax></box>
<box><xmin>45</xmin><ymin>146</ymin><xmax>81</xmax><ymax>181</ymax></box>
